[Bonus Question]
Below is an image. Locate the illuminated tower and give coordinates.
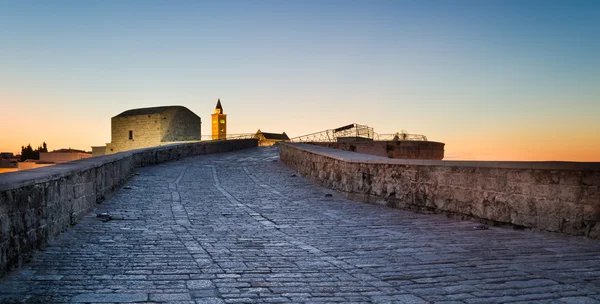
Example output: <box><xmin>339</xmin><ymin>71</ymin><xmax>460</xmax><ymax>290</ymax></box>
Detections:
<box><xmin>211</xmin><ymin>98</ymin><xmax>227</xmax><ymax>140</ymax></box>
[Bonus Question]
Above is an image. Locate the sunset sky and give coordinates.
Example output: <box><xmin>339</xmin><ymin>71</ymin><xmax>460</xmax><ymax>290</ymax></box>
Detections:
<box><xmin>1</xmin><ymin>1</ymin><xmax>598</xmax><ymax>161</ymax></box>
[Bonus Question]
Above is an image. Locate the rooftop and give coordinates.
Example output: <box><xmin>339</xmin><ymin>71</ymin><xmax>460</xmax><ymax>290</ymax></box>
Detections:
<box><xmin>48</xmin><ymin>149</ymin><xmax>91</xmax><ymax>154</ymax></box>
<box><xmin>114</xmin><ymin>105</ymin><xmax>189</xmax><ymax>118</ymax></box>
<box><xmin>256</xmin><ymin>130</ymin><xmax>290</xmax><ymax>140</ymax></box>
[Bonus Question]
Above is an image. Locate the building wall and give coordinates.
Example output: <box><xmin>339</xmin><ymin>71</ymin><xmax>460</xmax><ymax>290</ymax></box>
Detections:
<box><xmin>91</xmin><ymin>146</ymin><xmax>106</xmax><ymax>157</ymax></box>
<box><xmin>108</xmin><ymin>108</ymin><xmax>201</xmax><ymax>154</ymax></box>
<box><xmin>280</xmin><ymin>143</ymin><xmax>600</xmax><ymax>239</ymax></box>
<box><xmin>258</xmin><ymin>138</ymin><xmax>277</xmax><ymax>147</ymax></box>
<box><xmin>16</xmin><ymin>162</ymin><xmax>54</xmax><ymax>171</ymax></box>
<box><xmin>309</xmin><ymin>140</ymin><xmax>445</xmax><ymax>160</ymax></box>
<box><xmin>40</xmin><ymin>152</ymin><xmax>92</xmax><ymax>164</ymax></box>
<box><xmin>256</xmin><ymin>138</ymin><xmax>286</xmax><ymax>147</ymax></box>
<box><xmin>109</xmin><ymin>113</ymin><xmax>163</xmax><ymax>153</ymax></box>
<box><xmin>0</xmin><ymin>160</ymin><xmax>16</xmax><ymax>169</ymax></box>
<box><xmin>0</xmin><ymin>139</ymin><xmax>258</xmax><ymax>276</ymax></box>
<box><xmin>159</xmin><ymin>107</ymin><xmax>201</xmax><ymax>142</ymax></box>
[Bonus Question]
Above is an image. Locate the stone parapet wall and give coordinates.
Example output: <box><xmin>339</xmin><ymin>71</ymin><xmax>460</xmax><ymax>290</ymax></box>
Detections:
<box><xmin>0</xmin><ymin>139</ymin><xmax>257</xmax><ymax>276</ymax></box>
<box><xmin>280</xmin><ymin>143</ymin><xmax>600</xmax><ymax>239</ymax></box>
<box><xmin>309</xmin><ymin>140</ymin><xmax>445</xmax><ymax>160</ymax></box>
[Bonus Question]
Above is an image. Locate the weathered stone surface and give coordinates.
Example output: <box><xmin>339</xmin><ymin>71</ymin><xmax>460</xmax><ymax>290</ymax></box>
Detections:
<box><xmin>0</xmin><ymin>147</ymin><xmax>599</xmax><ymax>303</ymax></box>
<box><xmin>0</xmin><ymin>139</ymin><xmax>257</xmax><ymax>276</ymax></box>
<box><xmin>71</xmin><ymin>293</ymin><xmax>148</xmax><ymax>303</ymax></box>
<box><xmin>280</xmin><ymin>143</ymin><xmax>600</xmax><ymax>239</ymax></box>
<box><xmin>106</xmin><ymin>106</ymin><xmax>202</xmax><ymax>154</ymax></box>
<box><xmin>310</xmin><ymin>140</ymin><xmax>445</xmax><ymax>159</ymax></box>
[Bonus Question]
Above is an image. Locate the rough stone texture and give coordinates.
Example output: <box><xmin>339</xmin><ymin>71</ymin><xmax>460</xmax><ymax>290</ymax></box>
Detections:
<box><xmin>0</xmin><ymin>139</ymin><xmax>257</xmax><ymax>276</ymax></box>
<box><xmin>0</xmin><ymin>147</ymin><xmax>599</xmax><ymax>303</ymax></box>
<box><xmin>280</xmin><ymin>143</ymin><xmax>600</xmax><ymax>239</ymax></box>
<box><xmin>107</xmin><ymin>106</ymin><xmax>201</xmax><ymax>154</ymax></box>
<box><xmin>159</xmin><ymin>107</ymin><xmax>203</xmax><ymax>143</ymax></box>
<box><xmin>309</xmin><ymin>140</ymin><xmax>445</xmax><ymax>159</ymax></box>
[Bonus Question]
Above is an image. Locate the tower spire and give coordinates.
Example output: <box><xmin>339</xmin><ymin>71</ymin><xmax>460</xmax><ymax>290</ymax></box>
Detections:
<box><xmin>211</xmin><ymin>98</ymin><xmax>227</xmax><ymax>140</ymax></box>
<box><xmin>215</xmin><ymin>98</ymin><xmax>223</xmax><ymax>114</ymax></box>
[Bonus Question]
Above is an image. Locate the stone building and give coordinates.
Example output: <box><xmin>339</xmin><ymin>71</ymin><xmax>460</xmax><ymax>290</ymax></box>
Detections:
<box><xmin>102</xmin><ymin>106</ymin><xmax>201</xmax><ymax>154</ymax></box>
<box><xmin>211</xmin><ymin>99</ymin><xmax>227</xmax><ymax>140</ymax></box>
<box><xmin>16</xmin><ymin>160</ymin><xmax>54</xmax><ymax>171</ymax></box>
<box><xmin>254</xmin><ymin>130</ymin><xmax>290</xmax><ymax>146</ymax></box>
<box><xmin>0</xmin><ymin>153</ymin><xmax>18</xmax><ymax>174</ymax></box>
<box><xmin>40</xmin><ymin>149</ymin><xmax>92</xmax><ymax>163</ymax></box>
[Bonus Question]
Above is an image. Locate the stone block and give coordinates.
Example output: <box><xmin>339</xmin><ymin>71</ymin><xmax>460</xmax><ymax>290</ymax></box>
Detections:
<box><xmin>582</xmin><ymin>171</ymin><xmax>600</xmax><ymax>186</ymax></box>
<box><xmin>583</xmin><ymin>203</ymin><xmax>600</xmax><ymax>222</ymax></box>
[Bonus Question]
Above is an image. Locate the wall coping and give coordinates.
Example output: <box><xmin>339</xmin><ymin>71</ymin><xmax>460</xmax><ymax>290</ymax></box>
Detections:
<box><xmin>0</xmin><ymin>140</ymin><xmax>245</xmax><ymax>192</ymax></box>
<box><xmin>309</xmin><ymin>140</ymin><xmax>445</xmax><ymax>145</ymax></box>
<box><xmin>283</xmin><ymin>143</ymin><xmax>600</xmax><ymax>171</ymax></box>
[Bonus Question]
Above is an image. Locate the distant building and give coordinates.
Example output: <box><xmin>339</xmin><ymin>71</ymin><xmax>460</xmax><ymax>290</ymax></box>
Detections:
<box><xmin>254</xmin><ymin>130</ymin><xmax>290</xmax><ymax>146</ymax></box>
<box><xmin>0</xmin><ymin>152</ymin><xmax>18</xmax><ymax>174</ymax></box>
<box><xmin>0</xmin><ymin>152</ymin><xmax>14</xmax><ymax>159</ymax></box>
<box><xmin>211</xmin><ymin>99</ymin><xmax>227</xmax><ymax>140</ymax></box>
<box><xmin>99</xmin><ymin>106</ymin><xmax>201</xmax><ymax>155</ymax></box>
<box><xmin>91</xmin><ymin>146</ymin><xmax>106</xmax><ymax>157</ymax></box>
<box><xmin>0</xmin><ymin>149</ymin><xmax>92</xmax><ymax>174</ymax></box>
<box><xmin>16</xmin><ymin>159</ymin><xmax>54</xmax><ymax>171</ymax></box>
<box><xmin>40</xmin><ymin>149</ymin><xmax>92</xmax><ymax>164</ymax></box>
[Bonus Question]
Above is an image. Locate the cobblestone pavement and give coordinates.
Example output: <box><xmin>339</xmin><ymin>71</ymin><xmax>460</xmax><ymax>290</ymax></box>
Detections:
<box><xmin>1</xmin><ymin>147</ymin><xmax>600</xmax><ymax>304</ymax></box>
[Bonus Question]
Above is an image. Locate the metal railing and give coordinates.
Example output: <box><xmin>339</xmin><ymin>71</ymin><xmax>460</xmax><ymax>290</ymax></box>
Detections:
<box><xmin>290</xmin><ymin>123</ymin><xmax>374</xmax><ymax>143</ymax></box>
<box><xmin>375</xmin><ymin>132</ymin><xmax>427</xmax><ymax>141</ymax></box>
<box><xmin>290</xmin><ymin>124</ymin><xmax>427</xmax><ymax>143</ymax></box>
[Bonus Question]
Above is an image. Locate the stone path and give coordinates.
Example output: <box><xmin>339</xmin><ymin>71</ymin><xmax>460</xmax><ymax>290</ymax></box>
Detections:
<box><xmin>1</xmin><ymin>147</ymin><xmax>600</xmax><ymax>304</ymax></box>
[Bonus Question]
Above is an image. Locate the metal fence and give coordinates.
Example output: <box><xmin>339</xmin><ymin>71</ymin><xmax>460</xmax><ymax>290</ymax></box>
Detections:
<box><xmin>290</xmin><ymin>124</ymin><xmax>427</xmax><ymax>143</ymax></box>
<box><xmin>290</xmin><ymin>123</ymin><xmax>374</xmax><ymax>143</ymax></box>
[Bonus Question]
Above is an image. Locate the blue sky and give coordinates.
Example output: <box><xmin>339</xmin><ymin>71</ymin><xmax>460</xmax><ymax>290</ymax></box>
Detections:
<box><xmin>1</xmin><ymin>0</ymin><xmax>599</xmax><ymax>160</ymax></box>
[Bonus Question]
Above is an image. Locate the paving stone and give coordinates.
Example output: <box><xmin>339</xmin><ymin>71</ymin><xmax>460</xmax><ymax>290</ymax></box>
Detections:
<box><xmin>371</xmin><ymin>294</ymin><xmax>428</xmax><ymax>303</ymax></box>
<box><xmin>188</xmin><ymin>280</ymin><xmax>215</xmax><ymax>290</ymax></box>
<box><xmin>196</xmin><ymin>298</ymin><xmax>226</xmax><ymax>304</ymax></box>
<box><xmin>0</xmin><ymin>147</ymin><xmax>599</xmax><ymax>303</ymax></box>
<box><xmin>191</xmin><ymin>289</ymin><xmax>220</xmax><ymax>298</ymax></box>
<box><xmin>70</xmin><ymin>293</ymin><xmax>148</xmax><ymax>303</ymax></box>
<box><xmin>149</xmin><ymin>293</ymin><xmax>192</xmax><ymax>301</ymax></box>
<box><xmin>559</xmin><ymin>296</ymin><xmax>600</xmax><ymax>304</ymax></box>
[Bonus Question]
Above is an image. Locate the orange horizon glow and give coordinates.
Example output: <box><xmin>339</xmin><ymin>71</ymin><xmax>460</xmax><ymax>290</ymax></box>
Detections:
<box><xmin>1</xmin><ymin>108</ymin><xmax>598</xmax><ymax>163</ymax></box>
<box><xmin>1</xmin><ymin>91</ymin><xmax>598</xmax><ymax>162</ymax></box>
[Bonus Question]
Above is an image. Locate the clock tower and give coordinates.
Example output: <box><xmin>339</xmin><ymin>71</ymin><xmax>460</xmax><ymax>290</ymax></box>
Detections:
<box><xmin>211</xmin><ymin>98</ymin><xmax>227</xmax><ymax>140</ymax></box>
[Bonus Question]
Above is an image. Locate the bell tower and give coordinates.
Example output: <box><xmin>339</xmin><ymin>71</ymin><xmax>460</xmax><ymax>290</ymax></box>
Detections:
<box><xmin>211</xmin><ymin>98</ymin><xmax>227</xmax><ymax>140</ymax></box>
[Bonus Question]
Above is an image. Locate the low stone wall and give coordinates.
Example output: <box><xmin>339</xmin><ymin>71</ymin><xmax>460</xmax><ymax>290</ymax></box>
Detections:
<box><xmin>309</xmin><ymin>140</ymin><xmax>445</xmax><ymax>159</ymax></box>
<box><xmin>280</xmin><ymin>143</ymin><xmax>600</xmax><ymax>239</ymax></box>
<box><xmin>0</xmin><ymin>139</ymin><xmax>257</xmax><ymax>276</ymax></box>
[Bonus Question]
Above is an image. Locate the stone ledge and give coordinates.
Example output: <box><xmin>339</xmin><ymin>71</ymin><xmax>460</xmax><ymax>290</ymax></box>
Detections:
<box><xmin>290</xmin><ymin>143</ymin><xmax>600</xmax><ymax>171</ymax></box>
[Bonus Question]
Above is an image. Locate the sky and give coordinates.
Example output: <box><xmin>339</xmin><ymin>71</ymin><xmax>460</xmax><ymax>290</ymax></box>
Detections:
<box><xmin>0</xmin><ymin>0</ymin><xmax>598</xmax><ymax>161</ymax></box>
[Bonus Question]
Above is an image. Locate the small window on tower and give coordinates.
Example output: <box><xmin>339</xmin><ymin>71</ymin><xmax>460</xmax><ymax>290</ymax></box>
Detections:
<box><xmin>129</xmin><ymin>130</ymin><xmax>133</xmax><ymax>140</ymax></box>
<box><xmin>220</xmin><ymin>128</ymin><xmax>224</xmax><ymax>132</ymax></box>
<box><xmin>220</xmin><ymin>119</ymin><xmax>225</xmax><ymax>124</ymax></box>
